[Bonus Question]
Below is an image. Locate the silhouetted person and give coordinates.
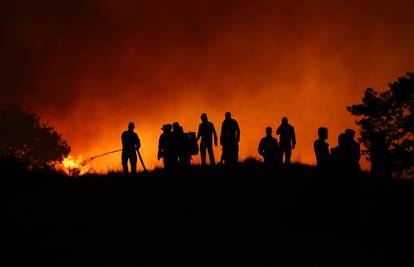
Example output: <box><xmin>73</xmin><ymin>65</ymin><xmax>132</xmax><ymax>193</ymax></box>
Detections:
<box><xmin>178</xmin><ymin>125</ymin><xmax>192</xmax><ymax>167</ymax></box>
<box><xmin>314</xmin><ymin>127</ymin><xmax>330</xmax><ymax>170</ymax></box>
<box><xmin>220</xmin><ymin>112</ymin><xmax>240</xmax><ymax>166</ymax></box>
<box><xmin>158</xmin><ymin>124</ymin><xmax>174</xmax><ymax>170</ymax></box>
<box><xmin>258</xmin><ymin>127</ymin><xmax>279</xmax><ymax>168</ymax></box>
<box><xmin>344</xmin><ymin>129</ymin><xmax>361</xmax><ymax>173</ymax></box>
<box><xmin>121</xmin><ymin>122</ymin><xmax>141</xmax><ymax>174</ymax></box>
<box><xmin>331</xmin><ymin>133</ymin><xmax>347</xmax><ymax>172</ymax></box>
<box><xmin>276</xmin><ymin>117</ymin><xmax>296</xmax><ymax>165</ymax></box>
<box><xmin>172</xmin><ymin>122</ymin><xmax>187</xmax><ymax>167</ymax></box>
<box><xmin>196</xmin><ymin>113</ymin><xmax>217</xmax><ymax>166</ymax></box>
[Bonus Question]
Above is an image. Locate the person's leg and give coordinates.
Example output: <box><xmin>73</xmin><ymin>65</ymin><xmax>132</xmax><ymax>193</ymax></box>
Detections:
<box><xmin>285</xmin><ymin>146</ymin><xmax>292</xmax><ymax>165</ymax></box>
<box><xmin>122</xmin><ymin>151</ymin><xmax>129</xmax><ymax>174</ymax></box>
<box><xmin>207</xmin><ymin>144</ymin><xmax>215</xmax><ymax>165</ymax></box>
<box><xmin>279</xmin><ymin>147</ymin><xmax>285</xmax><ymax>164</ymax></box>
<box><xmin>264</xmin><ymin>157</ymin><xmax>275</xmax><ymax>171</ymax></box>
<box><xmin>227</xmin><ymin>145</ymin><xmax>236</xmax><ymax>166</ymax></box>
<box><xmin>233</xmin><ymin>144</ymin><xmax>239</xmax><ymax>164</ymax></box>
<box><xmin>221</xmin><ymin>145</ymin><xmax>227</xmax><ymax>165</ymax></box>
<box><xmin>164</xmin><ymin>155</ymin><xmax>173</xmax><ymax>170</ymax></box>
<box><xmin>200</xmin><ymin>143</ymin><xmax>207</xmax><ymax>166</ymax></box>
<box><xmin>183</xmin><ymin>154</ymin><xmax>191</xmax><ymax>167</ymax></box>
<box><xmin>278</xmin><ymin>149</ymin><xmax>283</xmax><ymax>166</ymax></box>
<box><xmin>130</xmin><ymin>153</ymin><xmax>137</xmax><ymax>174</ymax></box>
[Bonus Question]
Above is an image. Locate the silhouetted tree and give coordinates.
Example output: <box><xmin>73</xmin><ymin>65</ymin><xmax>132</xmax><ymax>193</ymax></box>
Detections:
<box><xmin>0</xmin><ymin>107</ymin><xmax>71</xmax><ymax>169</ymax></box>
<box><xmin>347</xmin><ymin>72</ymin><xmax>414</xmax><ymax>178</ymax></box>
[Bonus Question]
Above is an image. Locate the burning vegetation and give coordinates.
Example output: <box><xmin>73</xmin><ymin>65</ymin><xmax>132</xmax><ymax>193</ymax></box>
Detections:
<box><xmin>62</xmin><ymin>155</ymin><xmax>91</xmax><ymax>176</ymax></box>
<box><xmin>61</xmin><ymin>149</ymin><xmax>122</xmax><ymax>176</ymax></box>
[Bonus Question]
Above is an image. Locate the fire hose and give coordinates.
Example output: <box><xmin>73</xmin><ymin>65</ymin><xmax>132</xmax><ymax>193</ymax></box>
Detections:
<box><xmin>82</xmin><ymin>148</ymin><xmax>147</xmax><ymax>172</ymax></box>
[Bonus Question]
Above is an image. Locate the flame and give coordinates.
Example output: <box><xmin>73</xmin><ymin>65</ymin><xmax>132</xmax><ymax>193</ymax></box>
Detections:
<box><xmin>62</xmin><ymin>155</ymin><xmax>91</xmax><ymax>176</ymax></box>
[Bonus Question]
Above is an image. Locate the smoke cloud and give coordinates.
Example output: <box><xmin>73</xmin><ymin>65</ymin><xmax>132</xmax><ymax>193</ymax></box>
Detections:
<box><xmin>1</xmin><ymin>0</ymin><xmax>414</xmax><ymax>171</ymax></box>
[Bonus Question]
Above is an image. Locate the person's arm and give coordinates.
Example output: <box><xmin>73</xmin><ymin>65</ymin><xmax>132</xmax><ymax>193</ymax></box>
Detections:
<box><xmin>135</xmin><ymin>134</ymin><xmax>141</xmax><ymax>150</ymax></box>
<box><xmin>258</xmin><ymin>139</ymin><xmax>264</xmax><ymax>156</ymax></box>
<box><xmin>291</xmin><ymin>126</ymin><xmax>296</xmax><ymax>148</ymax></box>
<box><xmin>276</xmin><ymin>125</ymin><xmax>281</xmax><ymax>135</ymax></box>
<box><xmin>220</xmin><ymin>122</ymin><xmax>224</xmax><ymax>146</ymax></box>
<box><xmin>196</xmin><ymin>124</ymin><xmax>201</xmax><ymax>141</ymax></box>
<box><xmin>121</xmin><ymin>132</ymin><xmax>125</xmax><ymax>147</ymax></box>
<box><xmin>314</xmin><ymin>141</ymin><xmax>318</xmax><ymax>160</ymax></box>
<box><xmin>212</xmin><ymin>124</ymin><xmax>218</xmax><ymax>146</ymax></box>
<box><xmin>235</xmin><ymin>121</ymin><xmax>240</xmax><ymax>143</ymax></box>
<box><xmin>158</xmin><ymin>135</ymin><xmax>163</xmax><ymax>160</ymax></box>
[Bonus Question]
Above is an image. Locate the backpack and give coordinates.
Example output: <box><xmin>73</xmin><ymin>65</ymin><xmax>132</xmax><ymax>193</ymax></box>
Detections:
<box><xmin>185</xmin><ymin>132</ymin><xmax>199</xmax><ymax>155</ymax></box>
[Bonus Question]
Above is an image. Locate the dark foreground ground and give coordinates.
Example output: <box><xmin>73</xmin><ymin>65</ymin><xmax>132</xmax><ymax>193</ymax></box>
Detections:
<box><xmin>3</xmin><ymin>160</ymin><xmax>414</xmax><ymax>266</ymax></box>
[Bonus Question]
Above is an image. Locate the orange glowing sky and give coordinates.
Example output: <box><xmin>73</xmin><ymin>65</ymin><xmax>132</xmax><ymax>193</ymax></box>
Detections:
<box><xmin>1</xmin><ymin>0</ymin><xmax>414</xmax><ymax>172</ymax></box>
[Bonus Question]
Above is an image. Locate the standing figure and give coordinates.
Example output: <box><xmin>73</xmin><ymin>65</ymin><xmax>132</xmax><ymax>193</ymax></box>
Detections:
<box><xmin>276</xmin><ymin>117</ymin><xmax>296</xmax><ymax>165</ymax></box>
<box><xmin>158</xmin><ymin>124</ymin><xmax>174</xmax><ymax>170</ymax></box>
<box><xmin>178</xmin><ymin>125</ymin><xmax>192</xmax><ymax>167</ymax></box>
<box><xmin>331</xmin><ymin>133</ymin><xmax>347</xmax><ymax>171</ymax></box>
<box><xmin>314</xmin><ymin>127</ymin><xmax>330</xmax><ymax>170</ymax></box>
<box><xmin>196</xmin><ymin>113</ymin><xmax>218</xmax><ymax>166</ymax></box>
<box><xmin>220</xmin><ymin>112</ymin><xmax>240</xmax><ymax>166</ymax></box>
<box><xmin>172</xmin><ymin>122</ymin><xmax>186</xmax><ymax>167</ymax></box>
<box><xmin>121</xmin><ymin>122</ymin><xmax>141</xmax><ymax>174</ymax></box>
<box><xmin>344</xmin><ymin>129</ymin><xmax>361</xmax><ymax>173</ymax></box>
<box><xmin>258</xmin><ymin>127</ymin><xmax>280</xmax><ymax>167</ymax></box>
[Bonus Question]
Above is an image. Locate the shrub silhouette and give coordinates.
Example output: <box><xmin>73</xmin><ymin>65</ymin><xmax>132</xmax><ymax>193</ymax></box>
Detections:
<box><xmin>0</xmin><ymin>107</ymin><xmax>71</xmax><ymax>169</ymax></box>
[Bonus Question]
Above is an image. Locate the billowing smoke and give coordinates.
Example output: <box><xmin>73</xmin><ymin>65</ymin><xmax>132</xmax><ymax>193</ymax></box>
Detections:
<box><xmin>1</xmin><ymin>0</ymin><xmax>414</xmax><ymax>171</ymax></box>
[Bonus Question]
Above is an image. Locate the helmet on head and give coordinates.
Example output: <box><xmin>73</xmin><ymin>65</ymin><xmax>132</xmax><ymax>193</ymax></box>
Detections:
<box><xmin>162</xmin><ymin>124</ymin><xmax>172</xmax><ymax>131</ymax></box>
<box><xmin>173</xmin><ymin>122</ymin><xmax>180</xmax><ymax>131</ymax></box>
<box><xmin>225</xmin><ymin>112</ymin><xmax>231</xmax><ymax>119</ymax></box>
<box><xmin>282</xmin><ymin>117</ymin><xmax>288</xmax><ymax>124</ymax></box>
<box><xmin>128</xmin><ymin>122</ymin><xmax>135</xmax><ymax>130</ymax></box>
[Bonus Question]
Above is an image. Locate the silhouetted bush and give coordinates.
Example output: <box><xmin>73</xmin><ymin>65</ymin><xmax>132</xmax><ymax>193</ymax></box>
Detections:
<box><xmin>0</xmin><ymin>107</ymin><xmax>70</xmax><ymax>170</ymax></box>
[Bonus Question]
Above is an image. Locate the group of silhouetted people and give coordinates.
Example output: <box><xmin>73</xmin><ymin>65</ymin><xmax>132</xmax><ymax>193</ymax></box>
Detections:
<box><xmin>314</xmin><ymin>127</ymin><xmax>361</xmax><ymax>175</ymax></box>
<box><xmin>157</xmin><ymin>122</ymin><xmax>198</xmax><ymax>170</ymax></box>
<box><xmin>159</xmin><ymin>112</ymin><xmax>240</xmax><ymax>170</ymax></box>
<box><xmin>121</xmin><ymin>115</ymin><xmax>361</xmax><ymax>175</ymax></box>
<box><xmin>258</xmin><ymin>117</ymin><xmax>296</xmax><ymax>168</ymax></box>
<box><xmin>121</xmin><ymin>112</ymin><xmax>242</xmax><ymax>173</ymax></box>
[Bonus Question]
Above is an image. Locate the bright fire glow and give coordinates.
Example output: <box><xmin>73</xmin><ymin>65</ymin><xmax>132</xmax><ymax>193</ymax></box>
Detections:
<box><xmin>62</xmin><ymin>155</ymin><xmax>91</xmax><ymax>176</ymax></box>
<box><xmin>3</xmin><ymin>1</ymin><xmax>414</xmax><ymax>174</ymax></box>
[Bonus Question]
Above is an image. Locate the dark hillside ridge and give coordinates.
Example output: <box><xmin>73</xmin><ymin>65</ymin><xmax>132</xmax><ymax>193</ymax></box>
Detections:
<box><xmin>3</xmin><ymin>160</ymin><xmax>414</xmax><ymax>265</ymax></box>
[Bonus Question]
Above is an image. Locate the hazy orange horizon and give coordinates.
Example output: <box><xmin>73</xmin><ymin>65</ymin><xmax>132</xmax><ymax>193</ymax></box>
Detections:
<box><xmin>1</xmin><ymin>1</ymin><xmax>414</xmax><ymax>172</ymax></box>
